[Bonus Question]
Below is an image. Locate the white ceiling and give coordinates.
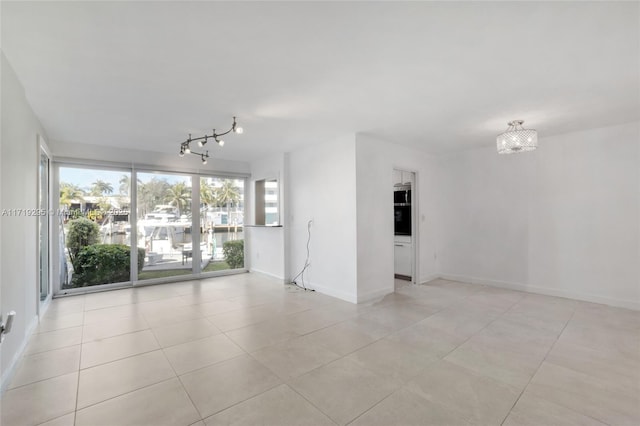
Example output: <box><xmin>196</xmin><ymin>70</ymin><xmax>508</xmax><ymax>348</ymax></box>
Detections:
<box><xmin>2</xmin><ymin>1</ymin><xmax>638</xmax><ymax>162</ymax></box>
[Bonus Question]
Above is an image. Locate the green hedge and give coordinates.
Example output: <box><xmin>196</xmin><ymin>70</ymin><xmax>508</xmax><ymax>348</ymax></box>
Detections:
<box><xmin>66</xmin><ymin>218</ymin><xmax>100</xmax><ymax>271</ymax></box>
<box><xmin>71</xmin><ymin>244</ymin><xmax>145</xmax><ymax>287</ymax></box>
<box><xmin>223</xmin><ymin>240</ymin><xmax>244</xmax><ymax>269</ymax></box>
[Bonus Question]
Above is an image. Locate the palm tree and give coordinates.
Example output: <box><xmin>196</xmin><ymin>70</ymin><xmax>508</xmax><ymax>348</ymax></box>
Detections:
<box><xmin>138</xmin><ymin>178</ymin><xmax>171</xmax><ymax>217</ymax></box>
<box><xmin>164</xmin><ymin>182</ymin><xmax>191</xmax><ymax>216</ymax></box>
<box><xmin>90</xmin><ymin>180</ymin><xmax>114</xmax><ymax>196</ymax></box>
<box><xmin>200</xmin><ymin>179</ymin><xmax>217</xmax><ymax>206</ymax></box>
<box><xmin>215</xmin><ymin>179</ymin><xmax>240</xmax><ymax>226</ymax></box>
<box><xmin>119</xmin><ymin>175</ymin><xmax>141</xmax><ymax>196</ymax></box>
<box><xmin>59</xmin><ymin>182</ymin><xmax>85</xmax><ymax>208</ymax></box>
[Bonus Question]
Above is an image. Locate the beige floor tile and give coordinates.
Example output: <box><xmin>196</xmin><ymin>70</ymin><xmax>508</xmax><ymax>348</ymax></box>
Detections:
<box><xmin>80</xmin><ymin>329</ymin><xmax>159</xmax><ymax>369</ymax></box>
<box><xmin>36</xmin><ymin>413</ymin><xmax>76</xmax><ymax>426</ymax></box>
<box><xmin>444</xmin><ymin>338</ymin><xmax>541</xmax><ymax>389</ymax></box>
<box><xmin>36</xmin><ymin>312</ymin><xmax>84</xmax><ymax>333</ymax></box>
<box><xmin>0</xmin><ymin>372</ymin><xmax>78</xmax><ymax>426</ymax></box>
<box><xmin>285</xmin><ymin>308</ymin><xmax>355</xmax><ymax>335</ymax></box>
<box><xmin>75</xmin><ymin>378</ymin><xmax>200</xmax><ymax>426</ymax></box>
<box><xmin>206</xmin><ymin>304</ymin><xmax>283</xmax><ymax>332</ymax></box>
<box><xmin>527</xmin><ymin>362</ymin><xmax>640</xmax><ymax>425</ymax></box>
<box><xmin>251</xmin><ymin>336</ymin><xmax>341</xmax><ymax>380</ymax></box>
<box><xmin>180</xmin><ymin>354</ymin><xmax>282</xmax><ymax>418</ymax></box>
<box><xmin>143</xmin><ymin>304</ymin><xmax>205</xmax><ymax>327</ymax></box>
<box><xmin>350</xmin><ymin>387</ymin><xmax>471</xmax><ymax>426</ymax></box>
<box><xmin>152</xmin><ymin>318</ymin><xmax>221</xmax><ymax>348</ymax></box>
<box><xmin>406</xmin><ymin>360</ymin><xmax>520</xmax><ymax>425</ymax></box>
<box><xmin>10</xmin><ymin>345</ymin><xmax>81</xmax><ymax>389</ymax></box>
<box><xmin>203</xmin><ymin>384</ymin><xmax>335</xmax><ymax>426</ymax></box>
<box><xmin>385</xmin><ymin>321</ymin><xmax>464</xmax><ymax>358</ymax></box>
<box><xmin>559</xmin><ymin>321</ymin><xmax>640</xmax><ymax>359</ymax></box>
<box><xmin>359</xmin><ymin>303</ymin><xmax>437</xmax><ymax>331</ymax></box>
<box><xmin>83</xmin><ymin>303</ymin><xmax>145</xmax><ymax>324</ymax></box>
<box><xmin>137</xmin><ymin>296</ymin><xmax>189</xmax><ymax>314</ymax></box>
<box><xmin>289</xmin><ymin>357</ymin><xmax>401</xmax><ymax>425</ymax></box>
<box><xmin>225</xmin><ymin>317</ymin><xmax>299</xmax><ymax>352</ymax></box>
<box><xmin>546</xmin><ymin>339</ymin><xmax>640</xmax><ymax>389</ymax></box>
<box><xmin>301</xmin><ymin>317</ymin><xmax>393</xmax><ymax>356</ymax></box>
<box><xmin>131</xmin><ymin>285</ymin><xmax>181</xmax><ymax>303</ymax></box>
<box><xmin>77</xmin><ymin>350</ymin><xmax>176</xmax><ymax>409</ymax></box>
<box><xmin>572</xmin><ymin>301</ymin><xmax>640</xmax><ymax>332</ymax></box>
<box><xmin>346</xmin><ymin>337</ymin><xmax>438</xmax><ymax>383</ymax></box>
<box><xmin>24</xmin><ymin>326</ymin><xmax>82</xmax><ymax>355</ymax></box>
<box><xmin>503</xmin><ymin>391</ymin><xmax>607</xmax><ymax>426</ymax></box>
<box><xmin>178</xmin><ymin>287</ymin><xmax>226</xmax><ymax>303</ymax></box>
<box><xmin>191</xmin><ymin>299</ymin><xmax>243</xmax><ymax>316</ymax></box>
<box><xmin>82</xmin><ymin>315</ymin><xmax>149</xmax><ymax>342</ymax></box>
<box><xmin>416</xmin><ymin>305</ymin><xmax>500</xmax><ymax>341</ymax></box>
<box><xmin>163</xmin><ymin>333</ymin><xmax>244</xmax><ymax>375</ymax></box>
<box><xmin>83</xmin><ymin>291</ymin><xmax>136</xmax><ymax>311</ymax></box>
<box><xmin>508</xmin><ymin>294</ymin><xmax>576</xmax><ymax>323</ymax></box>
<box><xmin>464</xmin><ymin>288</ymin><xmax>525</xmax><ymax>310</ymax></box>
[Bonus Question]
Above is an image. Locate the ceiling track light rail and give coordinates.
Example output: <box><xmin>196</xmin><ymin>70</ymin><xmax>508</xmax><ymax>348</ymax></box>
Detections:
<box><xmin>179</xmin><ymin>116</ymin><xmax>243</xmax><ymax>163</ymax></box>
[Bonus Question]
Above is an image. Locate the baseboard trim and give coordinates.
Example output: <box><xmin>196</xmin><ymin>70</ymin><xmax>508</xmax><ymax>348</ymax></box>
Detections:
<box><xmin>357</xmin><ymin>287</ymin><xmax>393</xmax><ymax>304</ymax></box>
<box><xmin>301</xmin><ymin>281</ymin><xmax>358</xmax><ymax>304</ymax></box>
<box><xmin>249</xmin><ymin>268</ymin><xmax>285</xmax><ymax>282</ymax></box>
<box><xmin>438</xmin><ymin>273</ymin><xmax>640</xmax><ymax>311</ymax></box>
<box><xmin>1</xmin><ymin>314</ymin><xmax>39</xmax><ymax>392</ymax></box>
<box><xmin>419</xmin><ymin>274</ymin><xmax>440</xmax><ymax>285</ymax></box>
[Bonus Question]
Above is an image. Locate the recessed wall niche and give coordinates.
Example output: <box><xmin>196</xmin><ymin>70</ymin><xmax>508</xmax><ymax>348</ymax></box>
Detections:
<box><xmin>255</xmin><ymin>178</ymin><xmax>279</xmax><ymax>226</ymax></box>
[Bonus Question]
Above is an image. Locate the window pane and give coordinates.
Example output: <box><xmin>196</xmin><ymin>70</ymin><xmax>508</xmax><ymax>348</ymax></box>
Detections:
<box><xmin>59</xmin><ymin>167</ymin><xmax>131</xmax><ymax>289</ymax></box>
<box><xmin>137</xmin><ymin>173</ymin><xmax>193</xmax><ymax>280</ymax></box>
<box><xmin>200</xmin><ymin>177</ymin><xmax>244</xmax><ymax>272</ymax></box>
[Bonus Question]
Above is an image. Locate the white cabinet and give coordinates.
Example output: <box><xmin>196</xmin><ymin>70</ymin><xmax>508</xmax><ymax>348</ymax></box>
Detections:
<box><xmin>394</xmin><ymin>239</ymin><xmax>412</xmax><ymax>277</ymax></box>
<box><xmin>393</xmin><ymin>169</ymin><xmax>414</xmax><ymax>187</ymax></box>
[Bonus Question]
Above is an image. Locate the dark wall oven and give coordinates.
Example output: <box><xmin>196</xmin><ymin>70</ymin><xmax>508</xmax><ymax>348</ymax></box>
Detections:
<box><xmin>394</xmin><ymin>186</ymin><xmax>412</xmax><ymax>236</ymax></box>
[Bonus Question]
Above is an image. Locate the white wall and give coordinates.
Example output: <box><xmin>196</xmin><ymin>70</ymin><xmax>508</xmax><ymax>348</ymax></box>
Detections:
<box><xmin>287</xmin><ymin>135</ymin><xmax>358</xmax><ymax>302</ymax></box>
<box><xmin>355</xmin><ymin>134</ymin><xmax>439</xmax><ymax>302</ymax></box>
<box><xmin>247</xmin><ymin>153</ymin><xmax>286</xmax><ymax>280</ymax></box>
<box><xmin>1</xmin><ymin>53</ymin><xmax>46</xmax><ymax>388</ymax></box>
<box><xmin>437</xmin><ymin>122</ymin><xmax>640</xmax><ymax>309</ymax></box>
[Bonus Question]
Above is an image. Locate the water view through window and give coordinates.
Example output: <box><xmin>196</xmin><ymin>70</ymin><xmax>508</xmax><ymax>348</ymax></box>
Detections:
<box><xmin>58</xmin><ymin>167</ymin><xmax>244</xmax><ymax>290</ymax></box>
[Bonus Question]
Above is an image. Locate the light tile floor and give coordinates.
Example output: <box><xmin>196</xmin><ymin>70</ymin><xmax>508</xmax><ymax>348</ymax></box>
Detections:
<box><xmin>2</xmin><ymin>274</ymin><xmax>639</xmax><ymax>425</ymax></box>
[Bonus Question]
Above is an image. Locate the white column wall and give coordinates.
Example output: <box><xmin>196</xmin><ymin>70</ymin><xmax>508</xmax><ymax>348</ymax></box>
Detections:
<box><xmin>287</xmin><ymin>134</ymin><xmax>358</xmax><ymax>302</ymax></box>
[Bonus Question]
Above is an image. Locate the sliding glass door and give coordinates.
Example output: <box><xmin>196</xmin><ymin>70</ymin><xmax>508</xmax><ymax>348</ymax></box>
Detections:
<box><xmin>53</xmin><ymin>163</ymin><xmax>247</xmax><ymax>294</ymax></box>
<box><xmin>200</xmin><ymin>176</ymin><xmax>245</xmax><ymax>272</ymax></box>
<box><xmin>58</xmin><ymin>166</ymin><xmax>132</xmax><ymax>289</ymax></box>
<box><xmin>136</xmin><ymin>172</ymin><xmax>194</xmax><ymax>281</ymax></box>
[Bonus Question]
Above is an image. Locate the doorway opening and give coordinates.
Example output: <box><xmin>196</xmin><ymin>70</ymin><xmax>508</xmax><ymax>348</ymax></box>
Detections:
<box><xmin>393</xmin><ymin>168</ymin><xmax>417</xmax><ymax>287</ymax></box>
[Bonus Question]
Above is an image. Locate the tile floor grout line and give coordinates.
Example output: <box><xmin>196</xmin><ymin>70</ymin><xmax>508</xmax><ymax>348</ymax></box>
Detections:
<box><xmin>498</xmin><ymin>301</ymin><xmax>579</xmax><ymax>426</ymax></box>
<box><xmin>73</xmin><ymin>308</ymin><xmax>86</xmax><ymax>426</ymax></box>
<box><xmin>283</xmin><ymin>382</ymin><xmax>341</xmax><ymax>426</ymax></box>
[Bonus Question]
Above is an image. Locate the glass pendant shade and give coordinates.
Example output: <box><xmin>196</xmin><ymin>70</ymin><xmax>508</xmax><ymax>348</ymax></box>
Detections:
<box><xmin>496</xmin><ymin>120</ymin><xmax>538</xmax><ymax>154</ymax></box>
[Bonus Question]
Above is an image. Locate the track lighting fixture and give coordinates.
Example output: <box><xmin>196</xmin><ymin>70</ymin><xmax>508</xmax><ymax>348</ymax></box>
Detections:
<box><xmin>178</xmin><ymin>117</ymin><xmax>242</xmax><ymax>162</ymax></box>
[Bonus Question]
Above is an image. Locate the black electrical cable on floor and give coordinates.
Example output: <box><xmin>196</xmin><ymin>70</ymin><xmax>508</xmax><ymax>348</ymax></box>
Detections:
<box><xmin>290</xmin><ymin>219</ymin><xmax>314</xmax><ymax>291</ymax></box>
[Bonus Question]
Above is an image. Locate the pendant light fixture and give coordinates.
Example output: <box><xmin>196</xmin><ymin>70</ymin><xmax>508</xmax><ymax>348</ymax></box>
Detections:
<box><xmin>496</xmin><ymin>120</ymin><xmax>538</xmax><ymax>154</ymax></box>
<box><xmin>179</xmin><ymin>117</ymin><xmax>243</xmax><ymax>163</ymax></box>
